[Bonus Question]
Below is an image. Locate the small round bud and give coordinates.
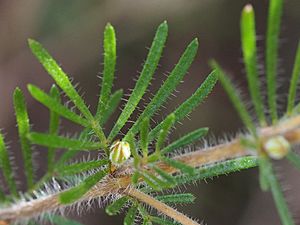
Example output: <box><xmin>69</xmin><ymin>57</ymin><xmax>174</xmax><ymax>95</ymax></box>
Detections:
<box><xmin>109</xmin><ymin>140</ymin><xmax>131</xmax><ymax>165</ymax></box>
<box><xmin>263</xmin><ymin>136</ymin><xmax>290</xmax><ymax>160</ymax></box>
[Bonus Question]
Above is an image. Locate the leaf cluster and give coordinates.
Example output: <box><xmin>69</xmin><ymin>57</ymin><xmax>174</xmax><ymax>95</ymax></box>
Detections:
<box><xmin>211</xmin><ymin>1</ymin><xmax>300</xmax><ymax>225</ymax></box>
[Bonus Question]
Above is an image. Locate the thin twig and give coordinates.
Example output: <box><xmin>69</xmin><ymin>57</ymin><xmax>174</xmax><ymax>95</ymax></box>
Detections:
<box><xmin>125</xmin><ymin>188</ymin><xmax>201</xmax><ymax>225</ymax></box>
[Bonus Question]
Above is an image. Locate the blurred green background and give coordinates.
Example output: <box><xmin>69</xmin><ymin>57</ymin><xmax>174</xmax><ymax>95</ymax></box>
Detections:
<box><xmin>0</xmin><ymin>0</ymin><xmax>300</xmax><ymax>224</ymax></box>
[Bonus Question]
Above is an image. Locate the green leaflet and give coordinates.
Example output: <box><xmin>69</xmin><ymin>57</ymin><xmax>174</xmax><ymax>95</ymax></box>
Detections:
<box><xmin>286</xmin><ymin>151</ymin><xmax>300</xmax><ymax>171</ymax></box>
<box><xmin>125</xmin><ymin>132</ymin><xmax>140</xmax><ymax>164</ymax></box>
<box><xmin>28</xmin><ymin>84</ymin><xmax>89</xmax><ymax>127</ymax></box>
<box><xmin>151</xmin><ymin>216</ymin><xmax>180</xmax><ymax>225</ymax></box>
<box><xmin>28</xmin><ymin>132</ymin><xmax>104</xmax><ymax>150</ymax></box>
<box><xmin>161</xmin><ymin>127</ymin><xmax>208</xmax><ymax>155</ymax></box>
<box><xmin>99</xmin><ymin>89</ymin><xmax>123</xmax><ymax>125</ymax></box>
<box><xmin>124</xmin><ymin>206</ymin><xmax>138</xmax><ymax>225</ymax></box>
<box><xmin>58</xmin><ymin>159</ymin><xmax>109</xmax><ymax>176</ymax></box>
<box><xmin>96</xmin><ymin>23</ymin><xmax>117</xmax><ymax>121</ymax></box>
<box><xmin>156</xmin><ymin>193</ymin><xmax>195</xmax><ymax>204</ymax></box>
<box><xmin>28</xmin><ymin>39</ymin><xmax>106</xmax><ymax>142</ymax></box>
<box><xmin>126</xmin><ymin>38</ymin><xmax>199</xmax><ymax>136</ymax></box>
<box><xmin>48</xmin><ymin>85</ymin><xmax>60</xmax><ymax>172</ymax></box>
<box><xmin>175</xmin><ymin>156</ymin><xmax>258</xmax><ymax>185</ymax></box>
<box><xmin>140</xmin><ymin>118</ymin><xmax>150</xmax><ymax>157</ymax></box>
<box><xmin>13</xmin><ymin>88</ymin><xmax>34</xmax><ymax>189</ymax></box>
<box><xmin>258</xmin><ymin>156</ymin><xmax>270</xmax><ymax>191</ymax></box>
<box><xmin>263</xmin><ymin>159</ymin><xmax>295</xmax><ymax>225</ymax></box>
<box><xmin>132</xmin><ymin>171</ymin><xmax>140</xmax><ymax>185</ymax></box>
<box><xmin>155</xmin><ymin>114</ymin><xmax>175</xmax><ymax>153</ymax></box>
<box><xmin>211</xmin><ymin>61</ymin><xmax>256</xmax><ymax>135</ymax></box>
<box><xmin>142</xmin><ymin>220</ymin><xmax>152</xmax><ymax>225</ymax></box>
<box><xmin>108</xmin><ymin>21</ymin><xmax>168</xmax><ymax>142</ymax></box>
<box><xmin>143</xmin><ymin>171</ymin><xmax>171</xmax><ymax>189</ymax></box>
<box><xmin>148</xmin><ymin>70</ymin><xmax>217</xmax><ymax>142</ymax></box>
<box><xmin>265</xmin><ymin>0</ymin><xmax>283</xmax><ymax>123</ymax></box>
<box><xmin>105</xmin><ymin>196</ymin><xmax>129</xmax><ymax>215</ymax></box>
<box><xmin>241</xmin><ymin>4</ymin><xmax>266</xmax><ymax>125</ymax></box>
<box><xmin>287</xmin><ymin>42</ymin><xmax>300</xmax><ymax>114</ymax></box>
<box><xmin>28</xmin><ymin>39</ymin><xmax>93</xmax><ymax>121</ymax></box>
<box><xmin>0</xmin><ymin>132</ymin><xmax>17</xmax><ymax>196</ymax></box>
<box><xmin>59</xmin><ymin>169</ymin><xmax>107</xmax><ymax>204</ymax></box>
<box><xmin>162</xmin><ymin>157</ymin><xmax>196</xmax><ymax>176</ymax></box>
<box><xmin>141</xmin><ymin>172</ymin><xmax>162</xmax><ymax>191</ymax></box>
<box><xmin>153</xmin><ymin>166</ymin><xmax>176</xmax><ymax>186</ymax></box>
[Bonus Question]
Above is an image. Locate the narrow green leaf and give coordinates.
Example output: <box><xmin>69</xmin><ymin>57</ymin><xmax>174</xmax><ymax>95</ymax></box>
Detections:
<box><xmin>28</xmin><ymin>84</ymin><xmax>89</xmax><ymax>127</ymax></box>
<box><xmin>108</xmin><ymin>21</ymin><xmax>168</xmax><ymax>142</ymax></box>
<box><xmin>144</xmin><ymin>171</ymin><xmax>171</xmax><ymax>188</ymax></box>
<box><xmin>149</xmin><ymin>70</ymin><xmax>217</xmax><ymax>142</ymax></box>
<box><xmin>151</xmin><ymin>216</ymin><xmax>179</xmax><ymax>225</ymax></box>
<box><xmin>125</xmin><ymin>132</ymin><xmax>140</xmax><ymax>164</ymax></box>
<box><xmin>13</xmin><ymin>88</ymin><xmax>34</xmax><ymax>189</ymax></box>
<box><xmin>59</xmin><ymin>169</ymin><xmax>107</xmax><ymax>204</ymax></box>
<box><xmin>124</xmin><ymin>206</ymin><xmax>138</xmax><ymax>225</ymax></box>
<box><xmin>287</xmin><ymin>41</ymin><xmax>300</xmax><ymax>114</ymax></box>
<box><xmin>141</xmin><ymin>172</ymin><xmax>161</xmax><ymax>191</ymax></box>
<box><xmin>156</xmin><ymin>193</ymin><xmax>195</xmax><ymax>204</ymax></box>
<box><xmin>155</xmin><ymin>114</ymin><xmax>175</xmax><ymax>152</ymax></box>
<box><xmin>106</xmin><ymin>196</ymin><xmax>129</xmax><ymax>215</ymax></box>
<box><xmin>161</xmin><ymin>127</ymin><xmax>208</xmax><ymax>155</ymax></box>
<box><xmin>28</xmin><ymin>39</ymin><xmax>94</xmax><ymax>122</ymax></box>
<box><xmin>241</xmin><ymin>4</ymin><xmax>266</xmax><ymax>125</ymax></box>
<box><xmin>28</xmin><ymin>132</ymin><xmax>104</xmax><ymax>150</ymax></box>
<box><xmin>153</xmin><ymin>166</ymin><xmax>176</xmax><ymax>186</ymax></box>
<box><xmin>162</xmin><ymin>157</ymin><xmax>196</xmax><ymax>176</ymax></box>
<box><xmin>140</xmin><ymin>118</ymin><xmax>150</xmax><ymax>157</ymax></box>
<box><xmin>132</xmin><ymin>171</ymin><xmax>140</xmax><ymax>185</ymax></box>
<box><xmin>211</xmin><ymin>61</ymin><xmax>256</xmax><ymax>135</ymax></box>
<box><xmin>99</xmin><ymin>89</ymin><xmax>123</xmax><ymax>125</ymax></box>
<box><xmin>264</xmin><ymin>159</ymin><xmax>295</xmax><ymax>225</ymax></box>
<box><xmin>29</xmin><ymin>40</ymin><xmax>106</xmax><ymax>144</ymax></box>
<box><xmin>48</xmin><ymin>85</ymin><xmax>60</xmax><ymax>172</ymax></box>
<box><xmin>266</xmin><ymin>0</ymin><xmax>283</xmax><ymax>123</ymax></box>
<box><xmin>175</xmin><ymin>156</ymin><xmax>257</xmax><ymax>185</ymax></box>
<box><xmin>142</xmin><ymin>220</ymin><xmax>152</xmax><ymax>225</ymax></box>
<box><xmin>58</xmin><ymin>159</ymin><xmax>109</xmax><ymax>177</ymax></box>
<box><xmin>137</xmin><ymin>205</ymin><xmax>149</xmax><ymax>219</ymax></box>
<box><xmin>127</xmin><ymin>39</ymin><xmax>199</xmax><ymax>136</ymax></box>
<box><xmin>96</xmin><ymin>23</ymin><xmax>117</xmax><ymax>120</ymax></box>
<box><xmin>286</xmin><ymin>150</ymin><xmax>300</xmax><ymax>171</ymax></box>
<box><xmin>0</xmin><ymin>132</ymin><xmax>17</xmax><ymax>195</ymax></box>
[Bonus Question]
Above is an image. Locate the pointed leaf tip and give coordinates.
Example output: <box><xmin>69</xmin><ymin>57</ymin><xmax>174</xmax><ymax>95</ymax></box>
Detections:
<box><xmin>243</xmin><ymin>4</ymin><xmax>253</xmax><ymax>13</ymax></box>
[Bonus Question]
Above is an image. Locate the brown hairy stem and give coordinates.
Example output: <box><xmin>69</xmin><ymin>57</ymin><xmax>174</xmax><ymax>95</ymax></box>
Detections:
<box><xmin>1</xmin><ymin>117</ymin><xmax>300</xmax><ymax>223</ymax></box>
<box><xmin>125</xmin><ymin>188</ymin><xmax>202</xmax><ymax>225</ymax></box>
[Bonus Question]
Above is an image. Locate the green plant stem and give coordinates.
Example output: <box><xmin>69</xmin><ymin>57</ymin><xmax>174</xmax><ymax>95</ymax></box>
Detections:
<box><xmin>264</xmin><ymin>159</ymin><xmax>295</xmax><ymax>225</ymax></box>
<box><xmin>287</xmin><ymin>41</ymin><xmax>300</xmax><ymax>114</ymax></box>
<box><xmin>266</xmin><ymin>0</ymin><xmax>283</xmax><ymax>123</ymax></box>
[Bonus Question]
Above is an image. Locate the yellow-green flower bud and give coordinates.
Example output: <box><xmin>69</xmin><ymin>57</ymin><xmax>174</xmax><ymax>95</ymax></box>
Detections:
<box><xmin>263</xmin><ymin>136</ymin><xmax>290</xmax><ymax>160</ymax></box>
<box><xmin>109</xmin><ymin>140</ymin><xmax>131</xmax><ymax>165</ymax></box>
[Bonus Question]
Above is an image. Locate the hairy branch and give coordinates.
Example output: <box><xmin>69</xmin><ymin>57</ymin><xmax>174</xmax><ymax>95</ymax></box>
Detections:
<box><xmin>1</xmin><ymin>115</ymin><xmax>300</xmax><ymax>223</ymax></box>
<box><xmin>125</xmin><ymin>188</ymin><xmax>201</xmax><ymax>225</ymax></box>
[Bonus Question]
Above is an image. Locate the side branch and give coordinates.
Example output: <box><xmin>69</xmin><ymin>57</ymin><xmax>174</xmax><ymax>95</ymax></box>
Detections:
<box><xmin>125</xmin><ymin>188</ymin><xmax>202</xmax><ymax>225</ymax></box>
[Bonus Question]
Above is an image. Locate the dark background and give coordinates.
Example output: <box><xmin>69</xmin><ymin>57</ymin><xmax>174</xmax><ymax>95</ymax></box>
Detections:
<box><xmin>0</xmin><ymin>0</ymin><xmax>300</xmax><ymax>224</ymax></box>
